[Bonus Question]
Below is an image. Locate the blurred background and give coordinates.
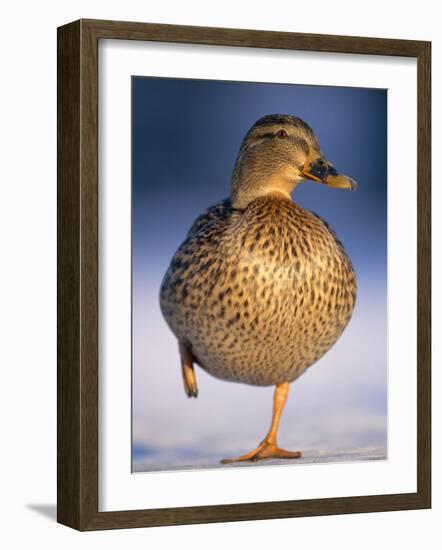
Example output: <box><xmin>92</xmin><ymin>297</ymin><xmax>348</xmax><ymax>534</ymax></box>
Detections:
<box><xmin>132</xmin><ymin>76</ymin><xmax>387</xmax><ymax>472</ymax></box>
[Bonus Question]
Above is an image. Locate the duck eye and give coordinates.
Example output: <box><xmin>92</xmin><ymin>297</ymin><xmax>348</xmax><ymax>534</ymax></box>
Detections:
<box><xmin>276</xmin><ymin>129</ymin><xmax>288</xmax><ymax>139</ymax></box>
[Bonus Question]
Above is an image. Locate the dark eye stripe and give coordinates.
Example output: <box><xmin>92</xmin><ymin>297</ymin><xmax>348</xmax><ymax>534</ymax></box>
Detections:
<box><xmin>253</xmin><ymin>131</ymin><xmax>287</xmax><ymax>140</ymax></box>
<box><xmin>256</xmin><ymin>132</ymin><xmax>275</xmax><ymax>139</ymax></box>
<box><xmin>245</xmin><ymin>132</ymin><xmax>309</xmax><ymax>153</ymax></box>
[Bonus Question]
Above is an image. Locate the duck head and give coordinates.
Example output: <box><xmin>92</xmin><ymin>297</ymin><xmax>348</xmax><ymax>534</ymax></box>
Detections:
<box><xmin>231</xmin><ymin>114</ymin><xmax>357</xmax><ymax>209</ymax></box>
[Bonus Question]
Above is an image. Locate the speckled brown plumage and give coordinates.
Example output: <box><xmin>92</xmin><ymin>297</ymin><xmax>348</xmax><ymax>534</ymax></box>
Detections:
<box><xmin>159</xmin><ymin>114</ymin><xmax>357</xmax><ymax>462</ymax></box>
<box><xmin>160</xmin><ymin>195</ymin><xmax>356</xmax><ymax>387</ymax></box>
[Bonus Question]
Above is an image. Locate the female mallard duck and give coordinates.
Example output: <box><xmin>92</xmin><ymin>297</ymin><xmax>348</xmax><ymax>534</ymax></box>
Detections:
<box><xmin>160</xmin><ymin>114</ymin><xmax>357</xmax><ymax>464</ymax></box>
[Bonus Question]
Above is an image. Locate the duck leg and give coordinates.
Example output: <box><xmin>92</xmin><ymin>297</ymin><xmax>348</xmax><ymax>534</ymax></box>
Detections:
<box><xmin>179</xmin><ymin>342</ymin><xmax>198</xmax><ymax>398</ymax></box>
<box><xmin>220</xmin><ymin>382</ymin><xmax>301</xmax><ymax>464</ymax></box>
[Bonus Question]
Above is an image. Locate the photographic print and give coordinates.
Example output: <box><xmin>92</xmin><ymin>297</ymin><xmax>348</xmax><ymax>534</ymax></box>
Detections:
<box><xmin>57</xmin><ymin>20</ymin><xmax>430</xmax><ymax>529</ymax></box>
<box><xmin>132</xmin><ymin>76</ymin><xmax>387</xmax><ymax>472</ymax></box>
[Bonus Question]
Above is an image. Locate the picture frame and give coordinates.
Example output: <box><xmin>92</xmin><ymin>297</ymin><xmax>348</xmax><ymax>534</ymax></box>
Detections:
<box><xmin>57</xmin><ymin>18</ymin><xmax>431</xmax><ymax>531</ymax></box>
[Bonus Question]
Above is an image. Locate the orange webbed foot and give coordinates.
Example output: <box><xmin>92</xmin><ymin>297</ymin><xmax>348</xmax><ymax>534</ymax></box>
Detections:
<box><xmin>220</xmin><ymin>440</ymin><xmax>302</xmax><ymax>464</ymax></box>
<box><xmin>220</xmin><ymin>383</ymin><xmax>302</xmax><ymax>464</ymax></box>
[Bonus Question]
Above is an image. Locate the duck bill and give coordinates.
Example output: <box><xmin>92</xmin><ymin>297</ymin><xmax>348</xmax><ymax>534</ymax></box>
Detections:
<box><xmin>323</xmin><ymin>173</ymin><xmax>357</xmax><ymax>190</ymax></box>
<box><xmin>301</xmin><ymin>158</ymin><xmax>358</xmax><ymax>191</ymax></box>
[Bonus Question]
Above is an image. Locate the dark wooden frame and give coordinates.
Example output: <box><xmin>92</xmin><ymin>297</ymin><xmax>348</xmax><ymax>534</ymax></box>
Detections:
<box><xmin>57</xmin><ymin>18</ymin><xmax>431</xmax><ymax>531</ymax></box>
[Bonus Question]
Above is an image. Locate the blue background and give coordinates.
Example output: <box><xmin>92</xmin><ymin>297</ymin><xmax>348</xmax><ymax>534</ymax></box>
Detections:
<box><xmin>132</xmin><ymin>76</ymin><xmax>387</xmax><ymax>471</ymax></box>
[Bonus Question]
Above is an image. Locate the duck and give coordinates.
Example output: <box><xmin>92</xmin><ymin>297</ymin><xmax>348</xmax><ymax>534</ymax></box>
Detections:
<box><xmin>159</xmin><ymin>114</ymin><xmax>357</xmax><ymax>464</ymax></box>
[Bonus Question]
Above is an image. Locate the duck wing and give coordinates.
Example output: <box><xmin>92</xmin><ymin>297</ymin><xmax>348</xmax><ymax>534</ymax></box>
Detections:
<box><xmin>185</xmin><ymin>198</ymin><xmax>233</xmax><ymax>239</ymax></box>
<box><xmin>159</xmin><ymin>198</ymin><xmax>234</xmax><ymax>337</ymax></box>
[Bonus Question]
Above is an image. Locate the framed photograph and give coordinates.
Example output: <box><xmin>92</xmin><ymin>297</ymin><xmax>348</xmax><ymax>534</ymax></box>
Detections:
<box><xmin>57</xmin><ymin>19</ymin><xmax>431</xmax><ymax>530</ymax></box>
